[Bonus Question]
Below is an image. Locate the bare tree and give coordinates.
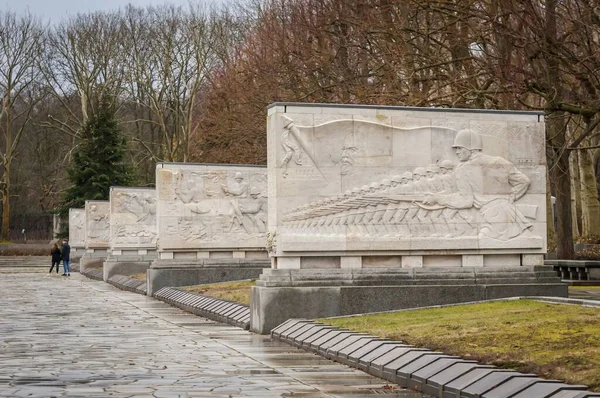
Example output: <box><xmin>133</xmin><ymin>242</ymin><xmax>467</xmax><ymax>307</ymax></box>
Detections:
<box><xmin>0</xmin><ymin>11</ymin><xmax>45</xmax><ymax>240</ymax></box>
<box><xmin>42</xmin><ymin>11</ymin><xmax>126</xmax><ymax>138</ymax></box>
<box><xmin>122</xmin><ymin>4</ymin><xmax>219</xmax><ymax>163</ymax></box>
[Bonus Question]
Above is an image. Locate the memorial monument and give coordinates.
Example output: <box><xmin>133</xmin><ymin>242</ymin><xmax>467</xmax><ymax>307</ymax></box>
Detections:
<box><xmin>103</xmin><ymin>187</ymin><xmax>158</xmax><ymax>282</ymax></box>
<box><xmin>147</xmin><ymin>163</ymin><xmax>270</xmax><ymax>295</ymax></box>
<box><xmin>80</xmin><ymin>200</ymin><xmax>110</xmax><ymax>271</ymax></box>
<box><xmin>68</xmin><ymin>208</ymin><xmax>86</xmax><ymax>261</ymax></box>
<box><xmin>250</xmin><ymin>102</ymin><xmax>566</xmax><ymax>333</ymax></box>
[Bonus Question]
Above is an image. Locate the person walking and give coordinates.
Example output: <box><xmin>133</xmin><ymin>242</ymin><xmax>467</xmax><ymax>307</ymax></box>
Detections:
<box><xmin>49</xmin><ymin>243</ymin><xmax>61</xmax><ymax>274</ymax></box>
<box><xmin>61</xmin><ymin>239</ymin><xmax>71</xmax><ymax>276</ymax></box>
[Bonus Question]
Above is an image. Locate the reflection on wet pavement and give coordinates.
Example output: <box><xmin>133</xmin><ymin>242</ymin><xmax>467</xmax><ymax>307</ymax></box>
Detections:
<box><xmin>0</xmin><ymin>273</ymin><xmax>427</xmax><ymax>397</ymax></box>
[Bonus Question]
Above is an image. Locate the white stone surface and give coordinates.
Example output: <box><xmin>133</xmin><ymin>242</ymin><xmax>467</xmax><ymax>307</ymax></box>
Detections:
<box><xmin>402</xmin><ymin>256</ymin><xmax>423</xmax><ymax>269</ymax></box>
<box><xmin>85</xmin><ymin>201</ymin><xmax>110</xmax><ymax>249</ymax></box>
<box><xmin>156</xmin><ymin>163</ymin><xmax>268</xmax><ymax>252</ymax></box>
<box><xmin>267</xmin><ymin>103</ymin><xmax>546</xmax><ymax>268</ymax></box>
<box><xmin>462</xmin><ymin>255</ymin><xmax>484</xmax><ymax>267</ymax></box>
<box><xmin>68</xmin><ymin>208</ymin><xmax>86</xmax><ymax>247</ymax></box>
<box><xmin>110</xmin><ymin>187</ymin><xmax>157</xmax><ymax>249</ymax></box>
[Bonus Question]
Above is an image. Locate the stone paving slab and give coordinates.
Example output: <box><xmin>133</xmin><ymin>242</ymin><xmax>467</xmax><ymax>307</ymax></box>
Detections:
<box><xmin>0</xmin><ymin>273</ymin><xmax>425</xmax><ymax>397</ymax></box>
<box><xmin>271</xmin><ymin>319</ymin><xmax>600</xmax><ymax>398</ymax></box>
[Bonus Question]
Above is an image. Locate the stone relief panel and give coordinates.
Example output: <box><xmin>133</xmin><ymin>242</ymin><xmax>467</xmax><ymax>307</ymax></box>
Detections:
<box><xmin>268</xmin><ymin>106</ymin><xmax>546</xmax><ymax>254</ymax></box>
<box><xmin>68</xmin><ymin>208</ymin><xmax>86</xmax><ymax>247</ymax></box>
<box><xmin>156</xmin><ymin>164</ymin><xmax>268</xmax><ymax>250</ymax></box>
<box><xmin>85</xmin><ymin>201</ymin><xmax>110</xmax><ymax>249</ymax></box>
<box><xmin>110</xmin><ymin>187</ymin><xmax>157</xmax><ymax>249</ymax></box>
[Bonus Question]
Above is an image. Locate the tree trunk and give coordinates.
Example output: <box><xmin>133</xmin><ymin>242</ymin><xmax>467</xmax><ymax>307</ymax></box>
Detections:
<box><xmin>570</xmin><ymin>149</ymin><xmax>581</xmax><ymax>240</ymax></box>
<box><xmin>553</xmin><ymin>150</ymin><xmax>574</xmax><ymax>259</ymax></box>
<box><xmin>545</xmin><ymin>0</ymin><xmax>574</xmax><ymax>259</ymax></box>
<box><xmin>1</xmin><ymin>165</ymin><xmax>10</xmax><ymax>241</ymax></box>
<box><xmin>547</xmin><ymin>111</ymin><xmax>574</xmax><ymax>259</ymax></box>
<box><xmin>546</xmin><ymin>173</ymin><xmax>556</xmax><ymax>252</ymax></box>
<box><xmin>578</xmin><ymin>147</ymin><xmax>600</xmax><ymax>236</ymax></box>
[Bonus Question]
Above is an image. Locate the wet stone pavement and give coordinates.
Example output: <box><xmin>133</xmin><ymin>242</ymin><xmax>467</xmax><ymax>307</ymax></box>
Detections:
<box><xmin>0</xmin><ymin>273</ymin><xmax>427</xmax><ymax>397</ymax></box>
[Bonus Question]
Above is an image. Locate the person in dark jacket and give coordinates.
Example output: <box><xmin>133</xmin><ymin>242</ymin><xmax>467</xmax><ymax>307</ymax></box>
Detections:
<box><xmin>61</xmin><ymin>239</ymin><xmax>71</xmax><ymax>276</ymax></box>
<box><xmin>50</xmin><ymin>243</ymin><xmax>61</xmax><ymax>274</ymax></box>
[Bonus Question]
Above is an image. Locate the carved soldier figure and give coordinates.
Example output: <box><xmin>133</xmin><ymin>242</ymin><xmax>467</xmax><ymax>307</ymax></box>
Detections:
<box><xmin>439</xmin><ymin>160</ymin><xmax>456</xmax><ymax>192</ymax></box>
<box><xmin>176</xmin><ymin>178</ymin><xmax>203</xmax><ymax>204</ymax></box>
<box><xmin>371</xmin><ymin>179</ymin><xmax>391</xmax><ymax>228</ymax></box>
<box><xmin>425</xmin><ymin>164</ymin><xmax>448</xmax><ymax>236</ymax></box>
<box><xmin>222</xmin><ymin>172</ymin><xmax>249</xmax><ymax>197</ymax></box>
<box><xmin>425</xmin><ymin>164</ymin><xmax>445</xmax><ymax>193</ymax></box>
<box><xmin>424</xmin><ymin>129</ymin><xmax>532</xmax><ymax>240</ymax></box>
<box><xmin>239</xmin><ymin>187</ymin><xmax>267</xmax><ymax>233</ymax></box>
<box><xmin>438</xmin><ymin>160</ymin><xmax>460</xmax><ymax>236</ymax></box>
<box><xmin>409</xmin><ymin>167</ymin><xmax>433</xmax><ymax>236</ymax></box>
<box><xmin>361</xmin><ymin>182</ymin><xmax>381</xmax><ymax>234</ymax></box>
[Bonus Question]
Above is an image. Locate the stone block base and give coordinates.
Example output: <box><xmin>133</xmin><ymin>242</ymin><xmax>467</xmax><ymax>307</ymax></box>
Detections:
<box><xmin>70</xmin><ymin>246</ymin><xmax>85</xmax><ymax>262</ymax></box>
<box><xmin>249</xmin><ymin>267</ymin><xmax>567</xmax><ymax>334</ymax></box>
<box><xmin>147</xmin><ymin>259</ymin><xmax>270</xmax><ymax>296</ymax></box>
<box><xmin>80</xmin><ymin>249</ymin><xmax>109</xmax><ymax>272</ymax></box>
<box><xmin>158</xmin><ymin>250</ymin><xmax>268</xmax><ymax>260</ymax></box>
<box><xmin>103</xmin><ymin>259</ymin><xmax>152</xmax><ymax>282</ymax></box>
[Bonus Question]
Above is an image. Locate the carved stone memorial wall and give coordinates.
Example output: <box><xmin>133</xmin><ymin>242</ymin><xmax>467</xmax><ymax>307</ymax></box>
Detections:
<box><xmin>85</xmin><ymin>200</ymin><xmax>110</xmax><ymax>249</ymax></box>
<box><xmin>267</xmin><ymin>103</ymin><xmax>546</xmax><ymax>269</ymax></box>
<box><xmin>110</xmin><ymin>187</ymin><xmax>157</xmax><ymax>249</ymax></box>
<box><xmin>157</xmin><ymin>163</ymin><xmax>268</xmax><ymax>255</ymax></box>
<box><xmin>69</xmin><ymin>208</ymin><xmax>86</xmax><ymax>247</ymax></box>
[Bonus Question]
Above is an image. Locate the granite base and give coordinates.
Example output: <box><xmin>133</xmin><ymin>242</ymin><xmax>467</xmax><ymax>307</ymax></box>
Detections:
<box><xmin>147</xmin><ymin>259</ymin><xmax>270</xmax><ymax>296</ymax></box>
<box><xmin>249</xmin><ymin>267</ymin><xmax>567</xmax><ymax>334</ymax></box>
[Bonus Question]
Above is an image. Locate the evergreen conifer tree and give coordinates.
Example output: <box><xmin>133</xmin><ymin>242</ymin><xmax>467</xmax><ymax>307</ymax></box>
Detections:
<box><xmin>59</xmin><ymin>100</ymin><xmax>134</xmax><ymax>217</ymax></box>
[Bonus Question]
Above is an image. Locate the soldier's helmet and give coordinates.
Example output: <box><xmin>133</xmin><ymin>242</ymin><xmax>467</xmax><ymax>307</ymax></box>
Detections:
<box><xmin>452</xmin><ymin>129</ymin><xmax>482</xmax><ymax>150</ymax></box>
<box><xmin>370</xmin><ymin>182</ymin><xmax>379</xmax><ymax>190</ymax></box>
<box><xmin>440</xmin><ymin>160</ymin><xmax>454</xmax><ymax>169</ymax></box>
<box><xmin>235</xmin><ymin>172</ymin><xmax>244</xmax><ymax>180</ymax></box>
<box><xmin>413</xmin><ymin>167</ymin><xmax>426</xmax><ymax>176</ymax></box>
<box><xmin>381</xmin><ymin>179</ymin><xmax>391</xmax><ymax>187</ymax></box>
<box><xmin>249</xmin><ymin>187</ymin><xmax>261</xmax><ymax>196</ymax></box>
<box><xmin>426</xmin><ymin>164</ymin><xmax>440</xmax><ymax>174</ymax></box>
<box><xmin>402</xmin><ymin>171</ymin><xmax>413</xmax><ymax>180</ymax></box>
<box><xmin>391</xmin><ymin>175</ymin><xmax>402</xmax><ymax>183</ymax></box>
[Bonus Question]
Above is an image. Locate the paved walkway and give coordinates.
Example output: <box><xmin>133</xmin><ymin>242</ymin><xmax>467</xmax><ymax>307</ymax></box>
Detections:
<box><xmin>0</xmin><ymin>273</ymin><xmax>425</xmax><ymax>397</ymax></box>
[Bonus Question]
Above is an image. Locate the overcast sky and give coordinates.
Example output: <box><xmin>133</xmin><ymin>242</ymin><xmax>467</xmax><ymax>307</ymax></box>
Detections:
<box><xmin>0</xmin><ymin>0</ymin><xmax>221</xmax><ymax>24</ymax></box>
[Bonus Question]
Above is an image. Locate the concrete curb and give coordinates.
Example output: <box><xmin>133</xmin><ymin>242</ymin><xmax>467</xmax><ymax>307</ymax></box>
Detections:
<box><xmin>153</xmin><ymin>287</ymin><xmax>250</xmax><ymax>330</ymax></box>
<box><xmin>271</xmin><ymin>319</ymin><xmax>599</xmax><ymax>398</ymax></box>
<box><xmin>107</xmin><ymin>275</ymin><xmax>147</xmax><ymax>295</ymax></box>
<box><xmin>81</xmin><ymin>268</ymin><xmax>103</xmax><ymax>281</ymax></box>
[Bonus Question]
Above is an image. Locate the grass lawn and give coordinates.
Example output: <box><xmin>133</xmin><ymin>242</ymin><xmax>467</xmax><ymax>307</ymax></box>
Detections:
<box><xmin>129</xmin><ymin>272</ymin><xmax>146</xmax><ymax>281</ymax></box>
<box><xmin>183</xmin><ymin>280</ymin><xmax>256</xmax><ymax>305</ymax></box>
<box><xmin>319</xmin><ymin>299</ymin><xmax>600</xmax><ymax>391</ymax></box>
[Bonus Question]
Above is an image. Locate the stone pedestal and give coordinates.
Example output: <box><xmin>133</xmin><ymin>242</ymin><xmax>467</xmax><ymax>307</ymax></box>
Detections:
<box><xmin>81</xmin><ymin>201</ymin><xmax>110</xmax><ymax>272</ymax></box>
<box><xmin>150</xmin><ymin>163</ymin><xmax>269</xmax><ymax>293</ymax></box>
<box><xmin>147</xmin><ymin>259</ymin><xmax>269</xmax><ymax>296</ymax></box>
<box><xmin>104</xmin><ymin>187</ymin><xmax>158</xmax><ymax>282</ymax></box>
<box><xmin>68</xmin><ymin>208</ymin><xmax>85</xmax><ymax>253</ymax></box>
<box><xmin>80</xmin><ymin>248</ymin><xmax>110</xmax><ymax>272</ymax></box>
<box><xmin>250</xmin><ymin>267</ymin><xmax>567</xmax><ymax>334</ymax></box>
<box><xmin>251</xmin><ymin>102</ymin><xmax>563</xmax><ymax>333</ymax></box>
<box><xmin>70</xmin><ymin>246</ymin><xmax>85</xmax><ymax>263</ymax></box>
<box><xmin>103</xmin><ymin>250</ymin><xmax>157</xmax><ymax>282</ymax></box>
